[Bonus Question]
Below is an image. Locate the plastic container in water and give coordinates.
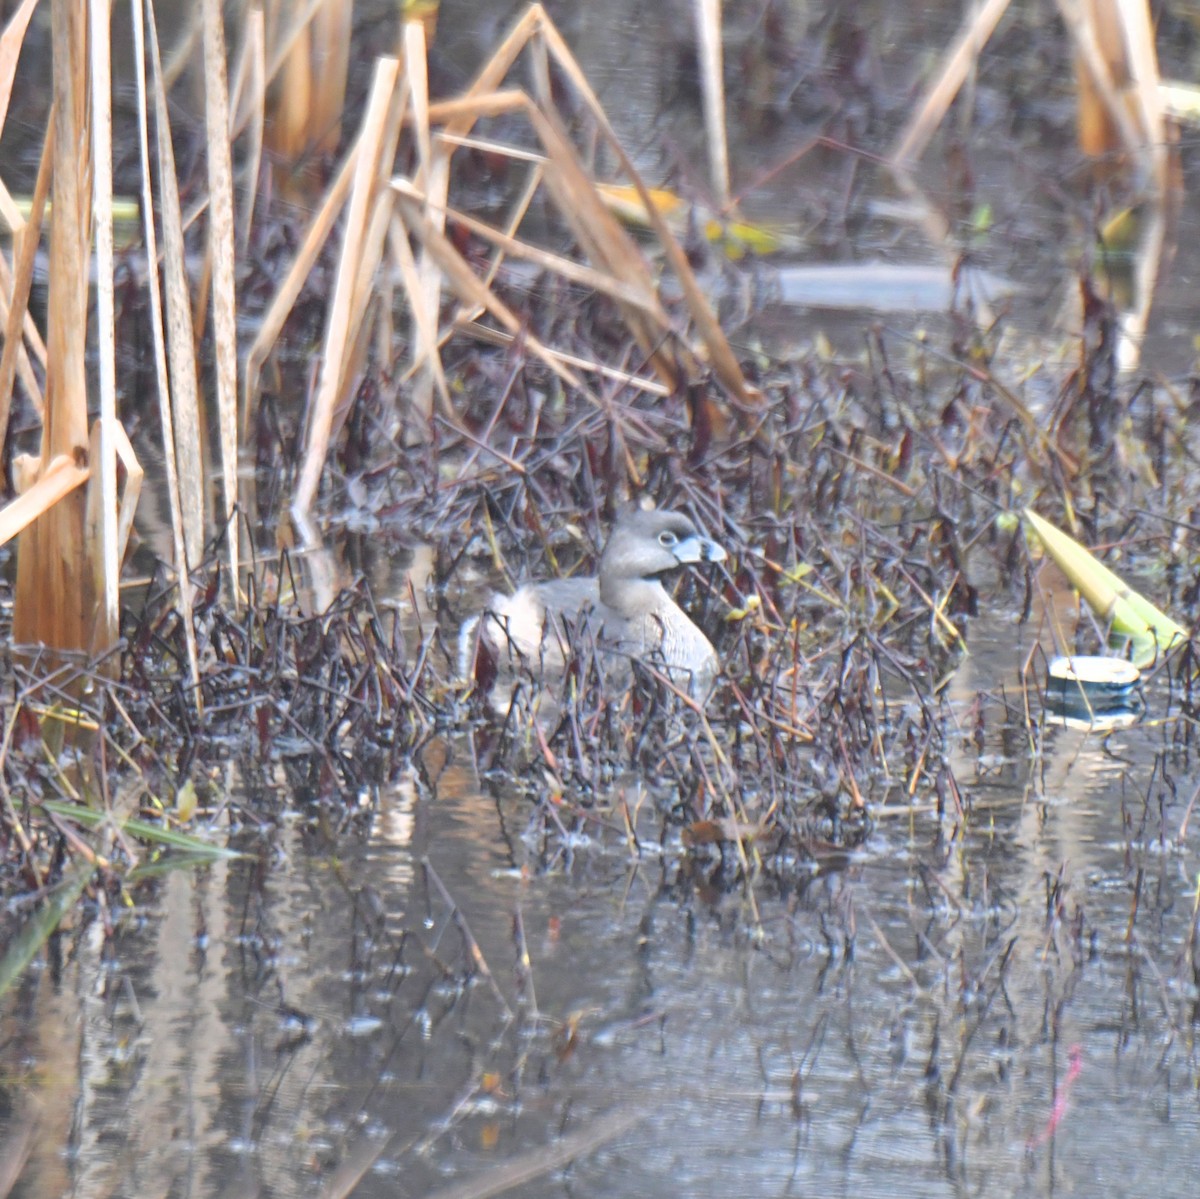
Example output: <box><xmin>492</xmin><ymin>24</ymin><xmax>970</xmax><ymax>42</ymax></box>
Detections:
<box><xmin>1045</xmin><ymin>655</ymin><xmax>1141</xmax><ymax>721</ymax></box>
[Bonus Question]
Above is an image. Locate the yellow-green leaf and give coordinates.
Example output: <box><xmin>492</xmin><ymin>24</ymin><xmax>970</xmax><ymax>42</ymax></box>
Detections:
<box><xmin>1024</xmin><ymin>508</ymin><xmax>1188</xmax><ymax>666</ymax></box>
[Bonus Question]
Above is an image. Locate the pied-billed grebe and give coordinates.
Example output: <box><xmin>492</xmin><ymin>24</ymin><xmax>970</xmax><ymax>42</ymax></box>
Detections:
<box><xmin>460</xmin><ymin>508</ymin><xmax>727</xmax><ymax>693</ymax></box>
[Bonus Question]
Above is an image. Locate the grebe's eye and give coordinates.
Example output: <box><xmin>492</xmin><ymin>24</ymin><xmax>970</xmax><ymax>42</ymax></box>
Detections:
<box><xmin>658</xmin><ymin>530</ymin><xmax>678</xmax><ymax>548</ymax></box>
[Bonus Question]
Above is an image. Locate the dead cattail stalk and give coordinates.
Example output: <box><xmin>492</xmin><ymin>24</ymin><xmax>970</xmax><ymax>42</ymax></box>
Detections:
<box><xmin>693</xmin><ymin>0</ymin><xmax>729</xmax><ymax>208</ymax></box>
<box><xmin>203</xmin><ymin>0</ymin><xmax>241</xmax><ymax>601</ymax></box>
<box><xmin>265</xmin><ymin>0</ymin><xmax>352</xmax><ymax>185</ymax></box>
<box><xmin>404</xmin><ymin>13</ymin><xmax>441</xmax><ymax>434</ymax></box>
<box><xmin>12</xmin><ymin>0</ymin><xmax>97</xmax><ymax>655</ymax></box>
<box><xmin>1064</xmin><ymin>0</ymin><xmax>1166</xmax><ymax>188</ymax></box>
<box><xmin>310</xmin><ymin>0</ymin><xmax>351</xmax><ymax>155</ymax></box>
<box><xmin>132</xmin><ymin>0</ymin><xmax>202</xmax><ymax>703</ymax></box>
<box><xmin>890</xmin><ymin>0</ymin><xmax>1013</xmax><ymax>165</ymax></box>
<box><xmin>247</xmin><ymin>3</ymin><xmax>763</xmax><ymax>510</ymax></box>
<box><xmin>242</xmin><ymin>142</ymin><xmax>359</xmax><ymax>435</ymax></box>
<box><xmin>229</xmin><ymin>4</ymin><xmax>265</xmax><ymax>251</ymax></box>
<box><xmin>292</xmin><ymin>56</ymin><xmax>403</xmax><ymax>520</ymax></box>
<box><xmin>1061</xmin><ymin>0</ymin><xmax>1169</xmax><ymax>372</ymax></box>
<box><xmin>89</xmin><ymin>0</ymin><xmax>121</xmax><ymax>641</ymax></box>
<box><xmin>147</xmin><ymin>0</ymin><xmax>208</xmax><ymax>572</ymax></box>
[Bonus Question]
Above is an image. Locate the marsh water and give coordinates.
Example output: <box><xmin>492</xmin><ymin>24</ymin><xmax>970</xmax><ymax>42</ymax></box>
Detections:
<box><xmin>6</xmin><ymin>618</ymin><xmax>1200</xmax><ymax>1199</ymax></box>
<box><xmin>7</xmin><ymin>567</ymin><xmax>1200</xmax><ymax>1199</ymax></box>
<box><xmin>6</xmin><ymin>0</ymin><xmax>1200</xmax><ymax>1196</ymax></box>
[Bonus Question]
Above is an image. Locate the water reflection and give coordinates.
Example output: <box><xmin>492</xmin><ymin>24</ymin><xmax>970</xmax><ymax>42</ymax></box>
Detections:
<box><xmin>5</xmin><ymin>640</ymin><xmax>1200</xmax><ymax>1198</ymax></box>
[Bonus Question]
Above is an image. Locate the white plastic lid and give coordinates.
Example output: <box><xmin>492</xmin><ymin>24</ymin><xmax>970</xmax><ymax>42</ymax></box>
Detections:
<box><xmin>1047</xmin><ymin>655</ymin><xmax>1140</xmax><ymax>687</ymax></box>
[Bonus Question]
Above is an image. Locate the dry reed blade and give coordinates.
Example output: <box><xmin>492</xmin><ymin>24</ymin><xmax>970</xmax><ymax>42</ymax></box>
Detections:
<box><xmin>0</xmin><ymin>107</ymin><xmax>53</xmax><ymax>461</ymax></box>
<box><xmin>432</xmin><ymin>160</ymin><xmax>667</xmax><ymax>311</ymax></box>
<box><xmin>229</xmin><ymin>3</ymin><xmax>265</xmax><ymax>250</ymax></box>
<box><xmin>526</xmin><ymin>100</ymin><xmax>682</xmax><ymax>387</ymax></box>
<box><xmin>89</xmin><ymin>0</ymin><xmax>121</xmax><ymax>638</ymax></box>
<box><xmin>890</xmin><ymin>0</ymin><xmax>1012</xmax><ymax>164</ymax></box>
<box><xmin>203</xmin><ymin>0</ymin><xmax>240</xmax><ymax>601</ymax></box>
<box><xmin>242</xmin><ymin>142</ymin><xmax>359</xmax><ymax>433</ymax></box>
<box><xmin>1073</xmin><ymin>0</ymin><xmax>1128</xmax><ymax>157</ymax></box>
<box><xmin>0</xmin><ymin>174</ymin><xmax>25</xmax><ymax>237</ymax></box>
<box><xmin>452</xmin><ymin>3</ymin><xmax>543</xmax><ymax>106</ymax></box>
<box><xmin>450</xmin><ymin>319</ymin><xmax>670</xmax><ymax>396</ymax></box>
<box><xmin>414</xmin><ymin>148</ymin><xmax>670</xmax><ymax>387</ymax></box>
<box><xmin>426</xmin><ymin>88</ymin><xmax>529</xmax><ymax>123</ymax></box>
<box><xmin>228</xmin><ymin>3</ymin><xmax>261</xmax><ymax>136</ymax></box>
<box><xmin>1119</xmin><ymin>192</ymin><xmax>1166</xmax><ymax>373</ymax></box>
<box><xmin>0</xmin><ymin>0</ymin><xmax>39</xmax><ymax>141</ymax></box>
<box><xmin>373</xmin><ymin>237</ymin><xmax>395</xmax><ymax>382</ymax></box>
<box><xmin>405</xmin><ymin>16</ymin><xmax>433</xmax><ymax>188</ymax></box>
<box><xmin>534</xmin><ymin>9</ymin><xmax>756</xmax><ymax>408</ymax></box>
<box><xmin>344</xmin><ymin>74</ymin><xmax>410</xmax><ymax>378</ymax></box>
<box><xmin>0</xmin><ymin>212</ymin><xmax>50</xmax><ymax>404</ymax></box>
<box><xmin>1066</xmin><ymin>0</ymin><xmax>1167</xmax><ymax>370</ymax></box>
<box><xmin>478</xmin><ymin>156</ymin><xmax>541</xmax><ymax>295</ymax></box>
<box><xmin>110</xmin><ymin>420</ymin><xmax>144</xmax><ymax>566</ymax></box>
<box><xmin>339</xmin><ymin>189</ymin><xmax>396</xmax><ymax>403</ymax></box>
<box><xmin>693</xmin><ymin>0</ymin><xmax>729</xmax><ymax>207</ymax></box>
<box><xmin>391</xmin><ymin>180</ymin><xmax>587</xmax><ymax>395</ymax></box>
<box><xmin>396</xmin><ymin>152</ymin><xmax>542</xmax><ymax>381</ymax></box>
<box><xmin>386</xmin><ymin>213</ymin><xmax>450</xmax><ymax>412</ymax></box>
<box><xmin>402</xmin><ymin>6</ymin><xmax>544</xmax><ymax>433</ymax></box>
<box><xmin>0</xmin><ymin>454</ymin><xmax>88</xmax><ymax>548</ymax></box>
<box><xmin>264</xmin><ymin>0</ymin><xmax>349</xmax><ymax>169</ymax></box>
<box><xmin>293</xmin><ymin>56</ymin><xmax>402</xmax><ymax>519</ymax></box>
<box><xmin>147</xmin><ymin>0</ymin><xmax>207</xmax><ymax>571</ymax></box>
<box><xmin>35</xmin><ymin>0</ymin><xmax>89</xmax><ymax>452</ymax></box>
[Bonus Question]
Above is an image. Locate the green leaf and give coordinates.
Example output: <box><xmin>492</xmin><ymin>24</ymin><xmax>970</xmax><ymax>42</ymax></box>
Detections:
<box><xmin>0</xmin><ymin>864</ymin><xmax>93</xmax><ymax>1000</ymax></box>
<box><xmin>41</xmin><ymin>799</ymin><xmax>244</xmax><ymax>859</ymax></box>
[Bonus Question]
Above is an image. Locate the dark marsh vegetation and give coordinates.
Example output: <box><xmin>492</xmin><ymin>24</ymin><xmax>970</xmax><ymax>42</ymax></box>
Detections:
<box><xmin>4</xmin><ymin>1</ymin><xmax>1200</xmax><ymax>1196</ymax></box>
